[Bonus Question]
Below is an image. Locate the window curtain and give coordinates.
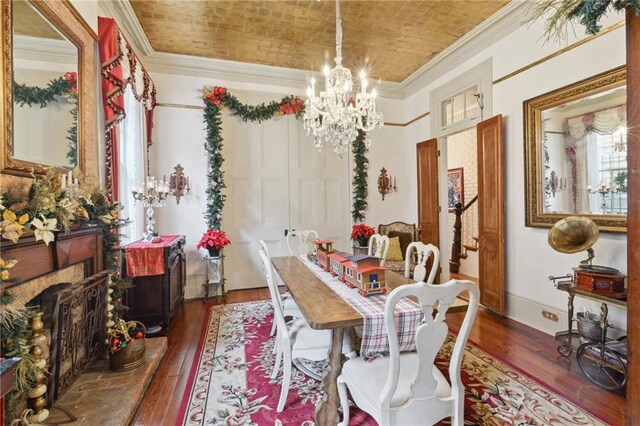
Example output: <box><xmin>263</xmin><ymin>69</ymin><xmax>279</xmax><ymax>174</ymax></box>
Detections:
<box><xmin>118</xmin><ymin>86</ymin><xmax>146</xmax><ymax>243</ymax></box>
<box><xmin>98</xmin><ymin>17</ymin><xmax>156</xmax><ymax>201</ymax></box>
<box><xmin>564</xmin><ymin>105</ymin><xmax>626</xmax><ymax>213</ymax></box>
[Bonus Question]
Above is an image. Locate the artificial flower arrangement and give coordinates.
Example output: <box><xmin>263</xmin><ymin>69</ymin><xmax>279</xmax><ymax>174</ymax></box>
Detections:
<box><xmin>351</xmin><ymin>223</ymin><xmax>375</xmax><ymax>246</ymax></box>
<box><xmin>0</xmin><ymin>170</ymin><xmax>123</xmax><ymax>247</ymax></box>
<box><xmin>197</xmin><ymin>228</ymin><xmax>231</xmax><ymax>256</ymax></box>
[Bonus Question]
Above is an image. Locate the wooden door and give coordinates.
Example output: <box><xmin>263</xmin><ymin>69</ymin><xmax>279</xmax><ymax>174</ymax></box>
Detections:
<box><xmin>626</xmin><ymin>9</ymin><xmax>640</xmax><ymax>422</ymax></box>
<box><xmin>288</xmin><ymin>122</ymin><xmax>350</xmax><ymax>252</ymax></box>
<box><xmin>477</xmin><ymin>115</ymin><xmax>505</xmax><ymax>315</ymax></box>
<box><xmin>416</xmin><ymin>139</ymin><xmax>440</xmax><ymax>247</ymax></box>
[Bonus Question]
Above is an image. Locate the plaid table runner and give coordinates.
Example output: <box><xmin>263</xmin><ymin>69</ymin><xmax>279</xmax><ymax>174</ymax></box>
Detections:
<box><xmin>298</xmin><ymin>256</ymin><xmax>422</xmax><ymax>361</ymax></box>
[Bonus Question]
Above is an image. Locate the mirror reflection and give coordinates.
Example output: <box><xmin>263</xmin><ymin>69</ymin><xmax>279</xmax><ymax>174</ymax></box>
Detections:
<box><xmin>541</xmin><ymin>86</ymin><xmax>627</xmax><ymax>216</ymax></box>
<box><xmin>12</xmin><ymin>0</ymin><xmax>79</xmax><ymax>170</ymax></box>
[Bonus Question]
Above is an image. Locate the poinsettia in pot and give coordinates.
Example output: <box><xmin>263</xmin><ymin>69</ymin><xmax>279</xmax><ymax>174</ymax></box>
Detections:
<box><xmin>197</xmin><ymin>228</ymin><xmax>231</xmax><ymax>257</ymax></box>
<box><xmin>351</xmin><ymin>223</ymin><xmax>375</xmax><ymax>248</ymax></box>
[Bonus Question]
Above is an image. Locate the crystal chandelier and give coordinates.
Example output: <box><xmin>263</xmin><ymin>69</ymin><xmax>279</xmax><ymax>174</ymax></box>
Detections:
<box><xmin>303</xmin><ymin>0</ymin><xmax>383</xmax><ymax>157</ymax></box>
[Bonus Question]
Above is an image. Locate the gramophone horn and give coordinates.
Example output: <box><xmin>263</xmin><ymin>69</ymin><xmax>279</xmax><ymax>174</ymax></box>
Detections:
<box><xmin>548</xmin><ymin>216</ymin><xmax>599</xmax><ymax>254</ymax></box>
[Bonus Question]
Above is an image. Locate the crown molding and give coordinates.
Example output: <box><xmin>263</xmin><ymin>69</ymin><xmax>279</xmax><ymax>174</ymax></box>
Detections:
<box><xmin>399</xmin><ymin>0</ymin><xmax>530</xmax><ymax>97</ymax></box>
<box><xmin>143</xmin><ymin>51</ymin><xmax>405</xmax><ymax>98</ymax></box>
<box><xmin>101</xmin><ymin>0</ymin><xmax>528</xmax><ymax>101</ymax></box>
<box><xmin>97</xmin><ymin>0</ymin><xmax>153</xmax><ymax>56</ymax></box>
<box><xmin>14</xmin><ymin>35</ymin><xmax>77</xmax><ymax>64</ymax></box>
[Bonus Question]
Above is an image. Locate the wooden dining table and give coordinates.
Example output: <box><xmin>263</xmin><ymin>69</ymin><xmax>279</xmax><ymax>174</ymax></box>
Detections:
<box><xmin>271</xmin><ymin>255</ymin><xmax>415</xmax><ymax>425</ymax></box>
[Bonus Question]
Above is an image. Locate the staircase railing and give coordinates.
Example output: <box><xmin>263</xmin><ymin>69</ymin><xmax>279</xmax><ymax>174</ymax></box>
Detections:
<box><xmin>450</xmin><ymin>194</ymin><xmax>478</xmax><ymax>273</ymax></box>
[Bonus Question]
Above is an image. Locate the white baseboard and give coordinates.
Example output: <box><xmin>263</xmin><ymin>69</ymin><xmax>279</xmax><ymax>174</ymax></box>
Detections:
<box><xmin>184</xmin><ymin>274</ymin><xmax>266</xmax><ymax>300</ymax></box>
<box><xmin>505</xmin><ymin>292</ymin><xmax>627</xmax><ymax>339</ymax></box>
<box><xmin>505</xmin><ymin>293</ymin><xmax>567</xmax><ymax>336</ymax></box>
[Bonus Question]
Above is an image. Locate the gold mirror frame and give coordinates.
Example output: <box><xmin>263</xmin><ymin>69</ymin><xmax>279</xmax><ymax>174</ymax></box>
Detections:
<box><xmin>524</xmin><ymin>65</ymin><xmax>627</xmax><ymax>233</ymax></box>
<box><xmin>0</xmin><ymin>0</ymin><xmax>98</xmax><ymax>179</ymax></box>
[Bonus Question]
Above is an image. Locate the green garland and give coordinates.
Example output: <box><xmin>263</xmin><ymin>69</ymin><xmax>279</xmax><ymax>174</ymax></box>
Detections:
<box><xmin>201</xmin><ymin>85</ymin><xmax>372</xmax><ymax>230</ymax></box>
<box><xmin>351</xmin><ymin>130</ymin><xmax>369</xmax><ymax>222</ymax></box>
<box><xmin>201</xmin><ymin>87</ymin><xmax>304</xmax><ymax>230</ymax></box>
<box><xmin>530</xmin><ymin>0</ymin><xmax>640</xmax><ymax>40</ymax></box>
<box><xmin>13</xmin><ymin>74</ymin><xmax>78</xmax><ymax>168</ymax></box>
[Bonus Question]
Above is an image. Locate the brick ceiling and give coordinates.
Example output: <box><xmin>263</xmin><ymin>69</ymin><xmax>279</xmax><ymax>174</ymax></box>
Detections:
<box><xmin>129</xmin><ymin>0</ymin><xmax>508</xmax><ymax>83</ymax></box>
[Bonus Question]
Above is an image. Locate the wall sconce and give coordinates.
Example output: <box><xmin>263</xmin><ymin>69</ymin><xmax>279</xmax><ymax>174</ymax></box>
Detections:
<box><xmin>377</xmin><ymin>167</ymin><xmax>397</xmax><ymax>201</ymax></box>
<box><xmin>169</xmin><ymin>164</ymin><xmax>191</xmax><ymax>204</ymax></box>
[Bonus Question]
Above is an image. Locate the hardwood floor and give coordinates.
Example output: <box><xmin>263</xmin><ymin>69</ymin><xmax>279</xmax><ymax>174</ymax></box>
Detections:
<box><xmin>133</xmin><ymin>289</ymin><xmax>626</xmax><ymax>425</ymax></box>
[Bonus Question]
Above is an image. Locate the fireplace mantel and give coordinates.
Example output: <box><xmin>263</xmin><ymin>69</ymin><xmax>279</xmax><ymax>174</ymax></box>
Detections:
<box><xmin>1</xmin><ymin>226</ymin><xmax>105</xmax><ymax>290</ymax></box>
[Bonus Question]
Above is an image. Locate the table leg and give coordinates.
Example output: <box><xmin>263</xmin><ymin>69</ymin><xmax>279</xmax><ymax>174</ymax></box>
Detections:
<box><xmin>315</xmin><ymin>327</ymin><xmax>344</xmax><ymax>425</ymax></box>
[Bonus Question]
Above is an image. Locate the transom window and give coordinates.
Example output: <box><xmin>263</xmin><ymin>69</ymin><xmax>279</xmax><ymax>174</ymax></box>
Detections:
<box><xmin>441</xmin><ymin>84</ymin><xmax>479</xmax><ymax>128</ymax></box>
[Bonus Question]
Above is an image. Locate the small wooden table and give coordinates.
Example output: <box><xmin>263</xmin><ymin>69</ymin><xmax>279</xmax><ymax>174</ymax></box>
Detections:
<box><xmin>271</xmin><ymin>256</ymin><xmax>415</xmax><ymax>424</ymax></box>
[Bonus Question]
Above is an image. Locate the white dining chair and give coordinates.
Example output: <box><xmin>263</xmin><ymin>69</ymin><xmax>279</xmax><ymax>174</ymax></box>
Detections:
<box><xmin>337</xmin><ymin>279</ymin><xmax>480</xmax><ymax>426</ymax></box>
<box><xmin>259</xmin><ymin>240</ymin><xmax>301</xmax><ymax>337</ymax></box>
<box><xmin>258</xmin><ymin>250</ymin><xmax>353</xmax><ymax>413</ymax></box>
<box><xmin>286</xmin><ymin>229</ymin><xmax>319</xmax><ymax>256</ymax></box>
<box><xmin>404</xmin><ymin>242</ymin><xmax>440</xmax><ymax>283</ymax></box>
<box><xmin>368</xmin><ymin>233</ymin><xmax>390</xmax><ymax>265</ymax></box>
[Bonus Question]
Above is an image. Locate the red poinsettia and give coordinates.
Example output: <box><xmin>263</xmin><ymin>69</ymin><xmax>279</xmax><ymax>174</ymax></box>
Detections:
<box><xmin>196</xmin><ymin>229</ymin><xmax>231</xmax><ymax>250</ymax></box>
<box><xmin>350</xmin><ymin>224</ymin><xmax>375</xmax><ymax>241</ymax></box>
<box><xmin>64</xmin><ymin>72</ymin><xmax>78</xmax><ymax>94</ymax></box>
<box><xmin>204</xmin><ymin>86</ymin><xmax>227</xmax><ymax>105</ymax></box>
<box><xmin>279</xmin><ymin>98</ymin><xmax>305</xmax><ymax>115</ymax></box>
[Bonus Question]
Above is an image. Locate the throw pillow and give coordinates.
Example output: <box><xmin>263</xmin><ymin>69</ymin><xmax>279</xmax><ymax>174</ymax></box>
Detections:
<box><xmin>387</xmin><ymin>237</ymin><xmax>403</xmax><ymax>262</ymax></box>
<box><xmin>388</xmin><ymin>231</ymin><xmax>412</xmax><ymax>258</ymax></box>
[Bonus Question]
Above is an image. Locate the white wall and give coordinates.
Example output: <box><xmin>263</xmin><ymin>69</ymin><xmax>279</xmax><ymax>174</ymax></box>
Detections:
<box><xmin>382</xmin><ymin>12</ymin><xmax>628</xmax><ymax>335</ymax></box>
<box><xmin>147</xmin><ymin>71</ymin><xmax>404</xmax><ymax>298</ymax></box>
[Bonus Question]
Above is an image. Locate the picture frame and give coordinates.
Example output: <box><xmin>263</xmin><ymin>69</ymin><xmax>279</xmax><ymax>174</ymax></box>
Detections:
<box><xmin>448</xmin><ymin>167</ymin><xmax>464</xmax><ymax>211</ymax></box>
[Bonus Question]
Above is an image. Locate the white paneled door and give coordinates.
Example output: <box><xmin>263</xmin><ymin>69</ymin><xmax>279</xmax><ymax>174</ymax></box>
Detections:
<box><xmin>288</xmin><ymin>123</ymin><xmax>350</xmax><ymax>252</ymax></box>
<box><xmin>223</xmin><ymin>95</ymin><xmax>350</xmax><ymax>290</ymax></box>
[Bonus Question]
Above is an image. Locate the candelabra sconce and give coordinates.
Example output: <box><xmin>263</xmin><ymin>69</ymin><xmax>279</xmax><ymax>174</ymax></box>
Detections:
<box><xmin>587</xmin><ymin>183</ymin><xmax>617</xmax><ymax>214</ymax></box>
<box><xmin>169</xmin><ymin>164</ymin><xmax>191</xmax><ymax>204</ymax></box>
<box><xmin>132</xmin><ymin>176</ymin><xmax>169</xmax><ymax>242</ymax></box>
<box><xmin>377</xmin><ymin>167</ymin><xmax>397</xmax><ymax>201</ymax></box>
<box><xmin>549</xmin><ymin>171</ymin><xmax>567</xmax><ymax>197</ymax></box>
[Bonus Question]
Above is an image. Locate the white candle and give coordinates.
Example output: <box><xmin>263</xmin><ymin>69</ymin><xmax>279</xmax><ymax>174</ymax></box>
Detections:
<box><xmin>74</xmin><ymin>177</ymin><xmax>79</xmax><ymax>186</ymax></box>
<box><xmin>68</xmin><ymin>170</ymin><xmax>73</xmax><ymax>185</ymax></box>
<box><xmin>360</xmin><ymin>69</ymin><xmax>366</xmax><ymax>94</ymax></box>
<box><xmin>310</xmin><ymin>77</ymin><xmax>316</xmax><ymax>97</ymax></box>
<box><xmin>323</xmin><ymin>65</ymin><xmax>330</xmax><ymax>88</ymax></box>
<box><xmin>60</xmin><ymin>175</ymin><xmax>66</xmax><ymax>190</ymax></box>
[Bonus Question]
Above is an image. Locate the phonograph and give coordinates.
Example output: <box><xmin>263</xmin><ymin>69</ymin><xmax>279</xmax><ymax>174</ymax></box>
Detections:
<box><xmin>548</xmin><ymin>216</ymin><xmax>626</xmax><ymax>298</ymax></box>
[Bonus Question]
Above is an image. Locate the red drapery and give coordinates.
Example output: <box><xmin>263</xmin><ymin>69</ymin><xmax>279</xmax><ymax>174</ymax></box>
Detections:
<box><xmin>98</xmin><ymin>17</ymin><xmax>156</xmax><ymax>201</ymax></box>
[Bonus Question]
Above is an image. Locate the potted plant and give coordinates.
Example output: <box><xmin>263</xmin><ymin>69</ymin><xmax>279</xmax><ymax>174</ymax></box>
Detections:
<box><xmin>351</xmin><ymin>224</ymin><xmax>375</xmax><ymax>248</ymax></box>
<box><xmin>197</xmin><ymin>228</ymin><xmax>231</xmax><ymax>257</ymax></box>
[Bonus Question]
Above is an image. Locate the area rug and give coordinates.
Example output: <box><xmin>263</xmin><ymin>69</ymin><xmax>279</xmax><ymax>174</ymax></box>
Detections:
<box><xmin>176</xmin><ymin>301</ymin><xmax>607</xmax><ymax>426</ymax></box>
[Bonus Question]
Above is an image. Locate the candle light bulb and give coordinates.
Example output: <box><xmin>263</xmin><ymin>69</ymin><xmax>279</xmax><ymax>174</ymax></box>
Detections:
<box><xmin>323</xmin><ymin>65</ymin><xmax>330</xmax><ymax>76</ymax></box>
<box><xmin>359</xmin><ymin>69</ymin><xmax>366</xmax><ymax>80</ymax></box>
<box><xmin>371</xmin><ymin>89</ymin><xmax>377</xmax><ymax>98</ymax></box>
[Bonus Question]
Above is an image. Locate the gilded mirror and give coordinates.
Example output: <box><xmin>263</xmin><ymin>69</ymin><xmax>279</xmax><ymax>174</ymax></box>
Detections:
<box><xmin>1</xmin><ymin>0</ymin><xmax>98</xmax><ymax>179</ymax></box>
<box><xmin>524</xmin><ymin>66</ymin><xmax>627</xmax><ymax>233</ymax></box>
<box><xmin>13</xmin><ymin>0</ymin><xmax>78</xmax><ymax>170</ymax></box>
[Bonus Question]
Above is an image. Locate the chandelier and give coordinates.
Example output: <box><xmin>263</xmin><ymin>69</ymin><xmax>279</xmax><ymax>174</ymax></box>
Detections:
<box><xmin>303</xmin><ymin>0</ymin><xmax>383</xmax><ymax>157</ymax></box>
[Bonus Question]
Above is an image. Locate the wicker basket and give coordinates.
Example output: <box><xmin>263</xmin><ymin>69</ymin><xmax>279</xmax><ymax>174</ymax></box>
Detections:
<box><xmin>109</xmin><ymin>320</ymin><xmax>146</xmax><ymax>372</ymax></box>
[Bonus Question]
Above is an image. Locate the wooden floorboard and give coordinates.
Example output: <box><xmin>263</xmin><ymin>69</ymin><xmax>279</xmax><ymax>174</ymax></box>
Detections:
<box><xmin>133</xmin><ymin>289</ymin><xmax>626</xmax><ymax>425</ymax></box>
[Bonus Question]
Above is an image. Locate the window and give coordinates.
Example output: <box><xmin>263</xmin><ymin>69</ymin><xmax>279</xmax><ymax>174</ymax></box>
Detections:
<box><xmin>441</xmin><ymin>84</ymin><xmax>479</xmax><ymax>128</ymax></box>
<box><xmin>357</xmin><ymin>273</ymin><xmax>362</xmax><ymax>282</ymax></box>
<box><xmin>118</xmin><ymin>86</ymin><xmax>146</xmax><ymax>244</ymax></box>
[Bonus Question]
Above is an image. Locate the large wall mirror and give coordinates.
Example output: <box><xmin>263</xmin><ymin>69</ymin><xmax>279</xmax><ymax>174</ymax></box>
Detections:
<box><xmin>1</xmin><ymin>0</ymin><xmax>97</xmax><ymax>179</ymax></box>
<box><xmin>524</xmin><ymin>66</ymin><xmax>627</xmax><ymax>233</ymax></box>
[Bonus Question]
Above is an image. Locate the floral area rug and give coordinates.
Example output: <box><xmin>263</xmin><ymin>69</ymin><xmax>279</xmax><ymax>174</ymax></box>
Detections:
<box><xmin>177</xmin><ymin>301</ymin><xmax>607</xmax><ymax>426</ymax></box>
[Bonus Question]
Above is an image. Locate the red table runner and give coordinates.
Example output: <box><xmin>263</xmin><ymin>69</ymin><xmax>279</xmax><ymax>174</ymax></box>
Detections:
<box><xmin>125</xmin><ymin>235</ymin><xmax>179</xmax><ymax>277</ymax></box>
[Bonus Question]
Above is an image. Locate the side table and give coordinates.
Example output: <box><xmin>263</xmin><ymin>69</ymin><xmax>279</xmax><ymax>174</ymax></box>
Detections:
<box><xmin>203</xmin><ymin>253</ymin><xmax>226</xmax><ymax>302</ymax></box>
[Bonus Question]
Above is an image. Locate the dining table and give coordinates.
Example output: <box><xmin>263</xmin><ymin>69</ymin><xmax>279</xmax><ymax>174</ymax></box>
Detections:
<box><xmin>271</xmin><ymin>255</ymin><xmax>419</xmax><ymax>425</ymax></box>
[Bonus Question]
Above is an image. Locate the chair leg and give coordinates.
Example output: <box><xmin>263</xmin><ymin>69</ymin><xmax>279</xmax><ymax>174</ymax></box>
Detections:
<box><xmin>271</xmin><ymin>336</ymin><xmax>282</xmax><ymax>379</ymax></box>
<box><xmin>277</xmin><ymin>352</ymin><xmax>292</xmax><ymax>413</ymax></box>
<box><xmin>337</xmin><ymin>374</ymin><xmax>350</xmax><ymax>426</ymax></box>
